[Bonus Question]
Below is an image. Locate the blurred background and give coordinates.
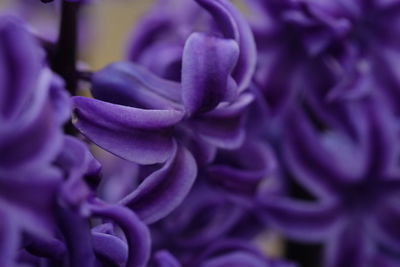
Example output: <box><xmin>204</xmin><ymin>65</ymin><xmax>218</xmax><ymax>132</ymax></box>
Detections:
<box><xmin>0</xmin><ymin>0</ymin><xmax>153</xmax><ymax>69</ymax></box>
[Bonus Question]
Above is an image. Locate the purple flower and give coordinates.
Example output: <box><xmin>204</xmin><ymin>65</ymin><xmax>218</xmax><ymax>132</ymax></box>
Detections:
<box><xmin>244</xmin><ymin>0</ymin><xmax>347</xmax><ymax>116</ymax></box>
<box><xmin>0</xmin><ymin>15</ymin><xmax>68</xmax><ymax>266</ymax></box>
<box><xmin>300</xmin><ymin>0</ymin><xmax>400</xmax><ymax>114</ymax></box>
<box><xmin>72</xmin><ymin>0</ymin><xmax>257</xmax><ymax>223</ymax></box>
<box><xmin>258</xmin><ymin>95</ymin><xmax>400</xmax><ymax>266</ymax></box>
<box><xmin>127</xmin><ymin>0</ymin><xmax>257</xmax><ymax>92</ymax></box>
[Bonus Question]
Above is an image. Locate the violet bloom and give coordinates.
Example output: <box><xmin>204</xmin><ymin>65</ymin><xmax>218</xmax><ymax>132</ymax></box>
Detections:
<box><xmin>258</xmin><ymin>95</ymin><xmax>400</xmax><ymax>267</ymax></box>
<box><xmin>54</xmin><ymin>137</ymin><xmax>151</xmax><ymax>267</ymax></box>
<box><xmin>127</xmin><ymin>0</ymin><xmax>256</xmax><ymax>92</ymax></box>
<box><xmin>297</xmin><ymin>0</ymin><xmax>400</xmax><ymax>115</ymax></box>
<box><xmin>72</xmin><ymin>0</ymin><xmax>257</xmax><ymax>223</ymax></box>
<box><xmin>0</xmin><ymin>15</ymin><xmax>68</xmax><ymax>266</ymax></box>
<box><xmin>0</xmin><ymin>15</ymin><xmax>150</xmax><ymax>267</ymax></box>
<box><xmin>243</xmin><ymin>0</ymin><xmax>350</xmax><ymax>116</ymax></box>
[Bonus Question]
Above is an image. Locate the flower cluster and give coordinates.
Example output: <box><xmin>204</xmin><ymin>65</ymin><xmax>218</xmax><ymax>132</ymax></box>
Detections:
<box><xmin>1</xmin><ymin>0</ymin><xmax>400</xmax><ymax>266</ymax></box>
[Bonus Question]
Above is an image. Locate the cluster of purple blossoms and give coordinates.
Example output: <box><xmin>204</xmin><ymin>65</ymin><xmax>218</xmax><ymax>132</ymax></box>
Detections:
<box><xmin>1</xmin><ymin>0</ymin><xmax>400</xmax><ymax>266</ymax></box>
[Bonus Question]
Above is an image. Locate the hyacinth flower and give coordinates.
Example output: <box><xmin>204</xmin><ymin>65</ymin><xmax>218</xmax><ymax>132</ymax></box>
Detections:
<box><xmin>53</xmin><ymin>136</ymin><xmax>152</xmax><ymax>267</ymax></box>
<box><xmin>244</xmin><ymin>0</ymin><xmax>352</xmax><ymax>116</ymax></box>
<box><xmin>0</xmin><ymin>16</ymin><xmax>70</xmax><ymax>266</ymax></box>
<box><xmin>293</xmin><ymin>0</ymin><xmax>400</xmax><ymax>115</ymax></box>
<box><xmin>94</xmin><ymin>135</ymin><xmax>278</xmax><ymax>260</ymax></box>
<box><xmin>72</xmin><ymin>0</ymin><xmax>257</xmax><ymax>224</ymax></box>
<box><xmin>0</xmin><ymin>14</ymin><xmax>153</xmax><ymax>267</ymax></box>
<box><xmin>127</xmin><ymin>0</ymin><xmax>256</xmax><ymax>93</ymax></box>
<box><xmin>258</xmin><ymin>95</ymin><xmax>400</xmax><ymax>267</ymax></box>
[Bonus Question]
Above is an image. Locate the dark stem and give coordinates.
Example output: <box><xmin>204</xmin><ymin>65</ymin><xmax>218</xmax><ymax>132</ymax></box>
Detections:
<box><xmin>51</xmin><ymin>1</ymin><xmax>81</xmax><ymax>135</ymax></box>
<box><xmin>52</xmin><ymin>0</ymin><xmax>80</xmax><ymax>96</ymax></box>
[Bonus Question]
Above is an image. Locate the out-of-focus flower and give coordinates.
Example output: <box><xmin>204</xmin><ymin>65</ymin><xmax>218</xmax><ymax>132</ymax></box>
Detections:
<box><xmin>243</xmin><ymin>0</ymin><xmax>345</xmax><ymax>116</ymax></box>
<box><xmin>151</xmin><ymin>239</ymin><xmax>296</xmax><ymax>267</ymax></box>
<box><xmin>0</xmin><ymin>15</ymin><xmax>67</xmax><ymax>266</ymax></box>
<box><xmin>299</xmin><ymin>0</ymin><xmax>400</xmax><ymax>115</ymax></box>
<box><xmin>0</xmin><ymin>15</ymin><xmax>152</xmax><ymax>267</ymax></box>
<box><xmin>258</xmin><ymin>95</ymin><xmax>400</xmax><ymax>267</ymax></box>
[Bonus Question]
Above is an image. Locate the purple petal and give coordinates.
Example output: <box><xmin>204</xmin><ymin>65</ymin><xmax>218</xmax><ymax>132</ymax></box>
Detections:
<box><xmin>120</xmin><ymin>142</ymin><xmax>197</xmax><ymax>224</ymax></box>
<box><xmin>283</xmin><ymin>109</ymin><xmax>357</xmax><ymax>198</ymax></box>
<box><xmin>56</xmin><ymin>204</ymin><xmax>96</xmax><ymax>267</ymax></box>
<box><xmin>192</xmin><ymin>239</ymin><xmax>272</xmax><ymax>266</ymax></box>
<box><xmin>0</xmin><ymin>16</ymin><xmax>42</xmax><ymax>122</ymax></box>
<box><xmin>153</xmin><ymin>250</ymin><xmax>182</xmax><ymax>267</ymax></box>
<box><xmin>73</xmin><ymin>96</ymin><xmax>184</xmax><ymax>165</ymax></box>
<box><xmin>181</xmin><ymin>32</ymin><xmax>239</xmax><ymax>114</ymax></box>
<box><xmin>24</xmin><ymin>234</ymin><xmax>66</xmax><ymax>260</ymax></box>
<box><xmin>49</xmin><ymin>74</ymin><xmax>71</xmax><ymax>124</ymax></box>
<box><xmin>189</xmin><ymin>93</ymin><xmax>253</xmax><ymax>149</ymax></box>
<box><xmin>138</xmin><ymin>41</ymin><xmax>183</xmax><ymax>81</ymax></box>
<box><xmin>324</xmin><ymin>222</ymin><xmax>371</xmax><ymax>267</ymax></box>
<box><xmin>0</xmin><ymin>167</ymin><xmax>63</xmax><ymax>238</ymax></box>
<box><xmin>369</xmin><ymin>198</ymin><xmax>400</xmax><ymax>253</ymax></box>
<box><xmin>196</xmin><ymin>0</ymin><xmax>257</xmax><ymax>92</ymax></box>
<box><xmin>0</xmin><ymin>206</ymin><xmax>18</xmax><ymax>267</ymax></box>
<box><xmin>92</xmin><ymin>229</ymin><xmax>128</xmax><ymax>266</ymax></box>
<box><xmin>195</xmin><ymin>0</ymin><xmax>239</xmax><ymax>42</ymax></box>
<box><xmin>163</xmin><ymin>184</ymin><xmax>243</xmax><ymax>247</ymax></box>
<box><xmin>360</xmin><ymin>97</ymin><xmax>398</xmax><ymax>179</ymax></box>
<box><xmin>56</xmin><ymin>136</ymin><xmax>100</xmax><ymax>209</ymax></box>
<box><xmin>257</xmin><ymin>197</ymin><xmax>341</xmax><ymax>242</ymax></box>
<box><xmin>88</xmin><ymin>200</ymin><xmax>151</xmax><ymax>267</ymax></box>
<box><xmin>91</xmin><ymin>62</ymin><xmax>181</xmax><ymax>109</ymax></box>
<box><xmin>207</xmin><ymin>140</ymin><xmax>276</xmax><ymax>196</ymax></box>
<box><xmin>96</xmin><ymin>150</ymin><xmax>140</xmax><ymax>203</ymax></box>
<box><xmin>0</xmin><ymin>70</ymin><xmax>64</xmax><ymax>174</ymax></box>
<box><xmin>182</xmin><ymin>134</ymin><xmax>217</xmax><ymax>166</ymax></box>
<box><xmin>201</xmin><ymin>252</ymin><xmax>268</xmax><ymax>267</ymax></box>
<box><xmin>256</xmin><ymin>50</ymin><xmax>303</xmax><ymax>116</ymax></box>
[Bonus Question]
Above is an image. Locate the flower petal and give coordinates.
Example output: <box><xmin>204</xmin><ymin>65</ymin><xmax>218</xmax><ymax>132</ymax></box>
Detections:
<box><xmin>120</xmin><ymin>142</ymin><xmax>197</xmax><ymax>224</ymax></box>
<box><xmin>56</xmin><ymin>136</ymin><xmax>100</xmax><ymax>209</ymax></box>
<box><xmin>324</xmin><ymin>222</ymin><xmax>371</xmax><ymax>267</ymax></box>
<box><xmin>182</xmin><ymin>32</ymin><xmax>239</xmax><ymax>114</ymax></box>
<box><xmin>257</xmin><ymin>197</ymin><xmax>341</xmax><ymax>242</ymax></box>
<box><xmin>163</xmin><ymin>184</ymin><xmax>243</xmax><ymax>247</ymax></box>
<box><xmin>73</xmin><ymin>96</ymin><xmax>184</xmax><ymax>165</ymax></box>
<box><xmin>56</xmin><ymin>204</ymin><xmax>96</xmax><ymax>267</ymax></box>
<box><xmin>0</xmin><ymin>70</ymin><xmax>64</xmax><ymax>174</ymax></box>
<box><xmin>206</xmin><ymin>140</ymin><xmax>276</xmax><ymax>196</ymax></box>
<box><xmin>92</xmin><ymin>229</ymin><xmax>128</xmax><ymax>266</ymax></box>
<box><xmin>196</xmin><ymin>0</ymin><xmax>257</xmax><ymax>92</ymax></box>
<box><xmin>360</xmin><ymin>97</ymin><xmax>398</xmax><ymax>179</ymax></box>
<box><xmin>0</xmin><ymin>16</ymin><xmax>42</xmax><ymax>122</ymax></box>
<box><xmin>189</xmin><ymin>93</ymin><xmax>253</xmax><ymax>149</ymax></box>
<box><xmin>0</xmin><ymin>207</ymin><xmax>18</xmax><ymax>267</ymax></box>
<box><xmin>153</xmin><ymin>250</ymin><xmax>182</xmax><ymax>267</ymax></box>
<box><xmin>91</xmin><ymin>61</ymin><xmax>181</xmax><ymax>109</ymax></box>
<box><xmin>368</xmin><ymin>197</ymin><xmax>400</xmax><ymax>253</ymax></box>
<box><xmin>283</xmin><ymin>109</ymin><xmax>355</xmax><ymax>198</ymax></box>
<box><xmin>88</xmin><ymin>200</ymin><xmax>151</xmax><ymax>267</ymax></box>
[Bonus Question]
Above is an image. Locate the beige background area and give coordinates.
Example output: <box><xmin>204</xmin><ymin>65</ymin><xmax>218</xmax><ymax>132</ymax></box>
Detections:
<box><xmin>0</xmin><ymin>0</ymin><xmax>154</xmax><ymax>69</ymax></box>
<box><xmin>83</xmin><ymin>1</ymin><xmax>153</xmax><ymax>69</ymax></box>
<box><xmin>0</xmin><ymin>0</ymin><xmax>246</xmax><ymax>70</ymax></box>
